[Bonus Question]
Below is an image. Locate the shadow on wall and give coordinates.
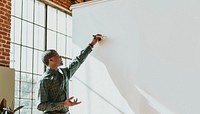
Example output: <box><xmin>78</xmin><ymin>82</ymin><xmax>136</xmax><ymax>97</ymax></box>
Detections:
<box><xmin>71</xmin><ymin>42</ymin><xmax>176</xmax><ymax>114</ymax></box>
<box><xmin>70</xmin><ymin>44</ymin><xmax>134</xmax><ymax>114</ymax></box>
<box><xmin>135</xmin><ymin>85</ymin><xmax>177</xmax><ymax>114</ymax></box>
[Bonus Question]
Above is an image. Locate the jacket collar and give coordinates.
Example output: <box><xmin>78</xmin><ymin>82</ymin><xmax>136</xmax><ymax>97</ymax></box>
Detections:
<box><xmin>44</xmin><ymin>67</ymin><xmax>63</xmax><ymax>76</ymax></box>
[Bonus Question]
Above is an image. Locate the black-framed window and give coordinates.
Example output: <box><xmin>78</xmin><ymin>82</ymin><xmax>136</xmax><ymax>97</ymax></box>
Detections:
<box><xmin>10</xmin><ymin>0</ymin><xmax>72</xmax><ymax>113</ymax></box>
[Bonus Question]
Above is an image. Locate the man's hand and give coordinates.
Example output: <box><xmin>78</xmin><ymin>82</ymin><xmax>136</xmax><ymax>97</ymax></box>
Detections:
<box><xmin>90</xmin><ymin>34</ymin><xmax>103</xmax><ymax>48</ymax></box>
<box><xmin>64</xmin><ymin>96</ymin><xmax>81</xmax><ymax>107</ymax></box>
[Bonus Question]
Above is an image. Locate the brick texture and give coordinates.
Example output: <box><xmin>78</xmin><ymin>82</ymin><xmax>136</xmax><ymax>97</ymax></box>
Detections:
<box><xmin>51</xmin><ymin>0</ymin><xmax>72</xmax><ymax>9</ymax></box>
<box><xmin>47</xmin><ymin>0</ymin><xmax>91</xmax><ymax>12</ymax></box>
<box><xmin>0</xmin><ymin>0</ymin><xmax>11</xmax><ymax>67</ymax></box>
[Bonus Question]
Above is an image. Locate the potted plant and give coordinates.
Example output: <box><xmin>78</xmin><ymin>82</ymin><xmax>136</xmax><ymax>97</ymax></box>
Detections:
<box><xmin>0</xmin><ymin>98</ymin><xmax>24</xmax><ymax>114</ymax></box>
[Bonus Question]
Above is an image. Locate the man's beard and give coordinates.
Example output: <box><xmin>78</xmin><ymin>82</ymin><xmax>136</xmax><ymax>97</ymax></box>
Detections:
<box><xmin>60</xmin><ymin>61</ymin><xmax>63</xmax><ymax>65</ymax></box>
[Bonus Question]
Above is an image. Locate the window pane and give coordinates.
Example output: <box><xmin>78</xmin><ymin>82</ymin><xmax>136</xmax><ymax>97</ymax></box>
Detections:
<box><xmin>22</xmin><ymin>0</ymin><xmax>34</xmax><ymax>22</ymax></box>
<box><xmin>66</xmin><ymin>37</ymin><xmax>72</xmax><ymax>65</ymax></box>
<box><xmin>11</xmin><ymin>17</ymin><xmax>21</xmax><ymax>44</ymax></box>
<box><xmin>21</xmin><ymin>72</ymin><xmax>32</xmax><ymax>83</ymax></box>
<box><xmin>57</xmin><ymin>34</ymin><xmax>66</xmax><ymax>56</ymax></box>
<box><xmin>57</xmin><ymin>11</ymin><xmax>66</xmax><ymax>34</ymax></box>
<box><xmin>15</xmin><ymin>71</ymin><xmax>20</xmax><ymax>81</ymax></box>
<box><xmin>15</xmin><ymin>81</ymin><xmax>20</xmax><ymax>98</ymax></box>
<box><xmin>15</xmin><ymin>99</ymin><xmax>20</xmax><ymax>109</ymax></box>
<box><xmin>47</xmin><ymin>6</ymin><xmax>57</xmax><ymax>31</ymax></box>
<box><xmin>15</xmin><ymin>72</ymin><xmax>20</xmax><ymax>98</ymax></box>
<box><xmin>20</xmin><ymin>108</ymin><xmax>32</xmax><ymax>114</ymax></box>
<box><xmin>67</xmin><ymin>15</ymin><xmax>72</xmax><ymax>36</ymax></box>
<box><xmin>21</xmin><ymin>74</ymin><xmax>33</xmax><ymax>103</ymax></box>
<box><xmin>34</xmin><ymin>1</ymin><xmax>45</xmax><ymax>26</ymax></box>
<box><xmin>33</xmin><ymin>75</ymin><xmax>42</xmax><ymax>102</ymax></box>
<box><xmin>33</xmin><ymin>75</ymin><xmax>42</xmax><ymax>85</ymax></box>
<box><xmin>10</xmin><ymin>44</ymin><xmax>21</xmax><ymax>70</ymax></box>
<box><xmin>47</xmin><ymin>30</ymin><xmax>56</xmax><ymax>49</ymax></box>
<box><xmin>20</xmin><ymin>99</ymin><xmax>32</xmax><ymax>113</ymax></box>
<box><xmin>33</xmin><ymin>50</ymin><xmax>44</xmax><ymax>74</ymax></box>
<box><xmin>21</xmin><ymin>47</ymin><xmax>33</xmax><ymax>72</ymax></box>
<box><xmin>34</xmin><ymin>25</ymin><xmax>45</xmax><ymax>50</ymax></box>
<box><xmin>22</xmin><ymin>21</ymin><xmax>33</xmax><ymax>47</ymax></box>
<box><xmin>21</xmin><ymin>88</ymin><xmax>32</xmax><ymax>99</ymax></box>
<box><xmin>66</xmin><ymin>37</ymin><xmax>72</xmax><ymax>57</ymax></box>
<box><xmin>11</xmin><ymin>0</ymin><xmax>22</xmax><ymax>17</ymax></box>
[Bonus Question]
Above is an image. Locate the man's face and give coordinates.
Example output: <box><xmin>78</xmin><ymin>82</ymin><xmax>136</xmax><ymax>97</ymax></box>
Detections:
<box><xmin>49</xmin><ymin>53</ymin><xmax>63</xmax><ymax>67</ymax></box>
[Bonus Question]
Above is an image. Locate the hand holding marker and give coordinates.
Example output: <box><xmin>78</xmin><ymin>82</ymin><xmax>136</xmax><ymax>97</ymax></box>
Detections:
<box><xmin>61</xmin><ymin>34</ymin><xmax>103</xmax><ymax>60</ymax></box>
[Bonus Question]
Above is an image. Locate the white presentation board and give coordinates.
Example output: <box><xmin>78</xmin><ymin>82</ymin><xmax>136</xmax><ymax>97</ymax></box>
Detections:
<box><xmin>71</xmin><ymin>0</ymin><xmax>200</xmax><ymax>114</ymax></box>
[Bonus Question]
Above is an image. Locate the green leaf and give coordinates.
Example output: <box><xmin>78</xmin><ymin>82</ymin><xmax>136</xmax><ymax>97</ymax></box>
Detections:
<box><xmin>0</xmin><ymin>99</ymin><xmax>7</xmax><ymax>112</ymax></box>
<box><xmin>3</xmin><ymin>108</ymin><xmax>13</xmax><ymax>113</ymax></box>
<box><xmin>14</xmin><ymin>106</ymin><xmax>24</xmax><ymax>113</ymax></box>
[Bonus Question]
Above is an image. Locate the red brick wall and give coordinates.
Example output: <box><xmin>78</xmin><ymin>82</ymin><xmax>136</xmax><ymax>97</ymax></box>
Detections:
<box><xmin>51</xmin><ymin>0</ymin><xmax>72</xmax><ymax>9</ymax></box>
<box><xmin>46</xmin><ymin>0</ymin><xmax>91</xmax><ymax>12</ymax></box>
<box><xmin>0</xmin><ymin>0</ymin><xmax>11</xmax><ymax>67</ymax></box>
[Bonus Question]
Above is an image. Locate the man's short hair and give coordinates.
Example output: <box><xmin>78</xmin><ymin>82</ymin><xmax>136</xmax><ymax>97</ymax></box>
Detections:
<box><xmin>41</xmin><ymin>49</ymin><xmax>57</xmax><ymax>66</ymax></box>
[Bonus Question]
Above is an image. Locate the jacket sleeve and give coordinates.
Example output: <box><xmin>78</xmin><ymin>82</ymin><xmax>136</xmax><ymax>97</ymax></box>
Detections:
<box><xmin>67</xmin><ymin>46</ymin><xmax>92</xmax><ymax>78</ymax></box>
<box><xmin>37</xmin><ymin>79</ymin><xmax>65</xmax><ymax>112</ymax></box>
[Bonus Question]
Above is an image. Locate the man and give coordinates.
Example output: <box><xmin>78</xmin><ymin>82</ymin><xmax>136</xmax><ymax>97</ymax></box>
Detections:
<box><xmin>37</xmin><ymin>34</ymin><xmax>103</xmax><ymax>114</ymax></box>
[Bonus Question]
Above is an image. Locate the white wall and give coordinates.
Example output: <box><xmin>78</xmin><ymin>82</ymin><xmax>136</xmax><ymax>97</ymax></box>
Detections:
<box><xmin>70</xmin><ymin>0</ymin><xmax>200</xmax><ymax>114</ymax></box>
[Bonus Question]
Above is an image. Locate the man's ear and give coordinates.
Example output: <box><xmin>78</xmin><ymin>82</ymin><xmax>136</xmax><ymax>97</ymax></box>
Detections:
<box><xmin>49</xmin><ymin>58</ymin><xmax>53</xmax><ymax>62</ymax></box>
